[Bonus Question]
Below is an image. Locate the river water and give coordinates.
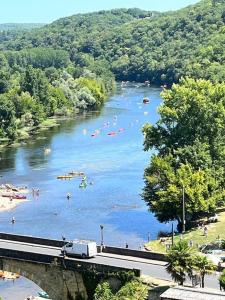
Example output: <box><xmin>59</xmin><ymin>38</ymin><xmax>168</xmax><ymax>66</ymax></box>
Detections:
<box><xmin>0</xmin><ymin>84</ymin><xmax>171</xmax><ymax>299</ymax></box>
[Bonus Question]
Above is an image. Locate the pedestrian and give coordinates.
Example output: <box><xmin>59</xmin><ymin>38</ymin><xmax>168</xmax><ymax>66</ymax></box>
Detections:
<box><xmin>218</xmin><ymin>261</ymin><xmax>222</xmax><ymax>272</ymax></box>
<box><xmin>11</xmin><ymin>217</ymin><xmax>15</xmax><ymax>224</ymax></box>
<box><xmin>66</xmin><ymin>193</ymin><xmax>71</xmax><ymax>200</ymax></box>
<box><xmin>203</xmin><ymin>226</ymin><xmax>208</xmax><ymax>237</ymax></box>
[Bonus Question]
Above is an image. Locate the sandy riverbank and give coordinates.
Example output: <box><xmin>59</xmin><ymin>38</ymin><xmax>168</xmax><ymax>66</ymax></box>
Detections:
<box><xmin>0</xmin><ymin>196</ymin><xmax>28</xmax><ymax>212</ymax></box>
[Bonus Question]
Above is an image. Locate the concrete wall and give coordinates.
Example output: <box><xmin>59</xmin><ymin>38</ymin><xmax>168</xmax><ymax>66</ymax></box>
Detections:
<box><xmin>0</xmin><ymin>232</ymin><xmax>64</xmax><ymax>247</ymax></box>
<box><xmin>101</xmin><ymin>246</ymin><xmax>167</xmax><ymax>262</ymax></box>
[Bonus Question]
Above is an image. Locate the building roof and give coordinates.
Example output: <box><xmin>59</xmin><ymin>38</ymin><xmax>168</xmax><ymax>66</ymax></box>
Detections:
<box><xmin>160</xmin><ymin>286</ymin><xmax>225</xmax><ymax>300</ymax></box>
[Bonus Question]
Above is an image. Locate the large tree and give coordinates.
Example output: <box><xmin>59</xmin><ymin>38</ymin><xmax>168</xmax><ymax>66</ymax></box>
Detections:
<box><xmin>143</xmin><ymin>78</ymin><xmax>225</xmax><ymax>226</ymax></box>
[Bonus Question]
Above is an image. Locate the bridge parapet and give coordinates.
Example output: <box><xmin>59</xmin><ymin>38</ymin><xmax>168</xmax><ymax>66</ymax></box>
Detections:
<box><xmin>0</xmin><ymin>243</ymin><xmax>140</xmax><ymax>300</ymax></box>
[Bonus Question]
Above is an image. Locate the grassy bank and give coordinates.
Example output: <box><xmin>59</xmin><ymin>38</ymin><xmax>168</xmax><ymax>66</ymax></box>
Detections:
<box><xmin>0</xmin><ymin>118</ymin><xmax>59</xmax><ymax>150</ymax></box>
<box><xmin>145</xmin><ymin>212</ymin><xmax>225</xmax><ymax>254</ymax></box>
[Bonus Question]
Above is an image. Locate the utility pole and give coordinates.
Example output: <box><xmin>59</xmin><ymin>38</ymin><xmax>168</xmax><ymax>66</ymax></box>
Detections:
<box><xmin>148</xmin><ymin>232</ymin><xmax>150</xmax><ymax>243</ymax></box>
<box><xmin>182</xmin><ymin>185</ymin><xmax>186</xmax><ymax>233</ymax></box>
<box><xmin>172</xmin><ymin>223</ymin><xmax>174</xmax><ymax>246</ymax></box>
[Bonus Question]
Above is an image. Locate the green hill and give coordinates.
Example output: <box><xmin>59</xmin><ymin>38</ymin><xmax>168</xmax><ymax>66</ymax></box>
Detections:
<box><xmin>1</xmin><ymin>1</ymin><xmax>225</xmax><ymax>142</ymax></box>
<box><xmin>1</xmin><ymin>1</ymin><xmax>225</xmax><ymax>83</ymax></box>
<box><xmin>0</xmin><ymin>23</ymin><xmax>45</xmax><ymax>31</ymax></box>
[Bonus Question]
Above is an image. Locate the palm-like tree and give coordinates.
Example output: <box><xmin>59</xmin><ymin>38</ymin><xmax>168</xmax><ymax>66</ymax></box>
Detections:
<box><xmin>166</xmin><ymin>240</ymin><xmax>195</xmax><ymax>285</ymax></box>
<box><xmin>194</xmin><ymin>255</ymin><xmax>216</xmax><ymax>288</ymax></box>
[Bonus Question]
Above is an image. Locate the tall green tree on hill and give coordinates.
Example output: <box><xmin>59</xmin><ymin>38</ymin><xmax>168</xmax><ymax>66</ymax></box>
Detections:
<box><xmin>21</xmin><ymin>66</ymin><xmax>50</xmax><ymax>115</ymax></box>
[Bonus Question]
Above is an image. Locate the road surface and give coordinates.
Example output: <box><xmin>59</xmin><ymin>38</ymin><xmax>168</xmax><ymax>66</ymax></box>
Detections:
<box><xmin>0</xmin><ymin>239</ymin><xmax>221</xmax><ymax>290</ymax></box>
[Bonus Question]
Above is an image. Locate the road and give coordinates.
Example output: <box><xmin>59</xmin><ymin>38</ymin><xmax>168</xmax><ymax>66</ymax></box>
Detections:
<box><xmin>0</xmin><ymin>239</ymin><xmax>221</xmax><ymax>290</ymax></box>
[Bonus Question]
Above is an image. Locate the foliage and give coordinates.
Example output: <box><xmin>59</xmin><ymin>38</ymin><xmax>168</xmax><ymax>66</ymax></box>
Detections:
<box><xmin>166</xmin><ymin>241</ymin><xmax>216</xmax><ymax>287</ymax></box>
<box><xmin>94</xmin><ymin>279</ymin><xmax>147</xmax><ymax>300</ymax></box>
<box><xmin>116</xmin><ymin>280</ymin><xmax>148</xmax><ymax>300</ymax></box>
<box><xmin>143</xmin><ymin>78</ymin><xmax>225</xmax><ymax>226</ymax></box>
<box><xmin>94</xmin><ymin>282</ymin><xmax>114</xmax><ymax>300</ymax></box>
<box><xmin>1</xmin><ymin>2</ymin><xmax>225</xmax><ymax>83</ymax></box>
<box><xmin>193</xmin><ymin>255</ymin><xmax>216</xmax><ymax>287</ymax></box>
<box><xmin>166</xmin><ymin>240</ymin><xmax>195</xmax><ymax>285</ymax></box>
<box><xmin>0</xmin><ymin>59</ymin><xmax>114</xmax><ymax>141</ymax></box>
<box><xmin>219</xmin><ymin>269</ymin><xmax>225</xmax><ymax>291</ymax></box>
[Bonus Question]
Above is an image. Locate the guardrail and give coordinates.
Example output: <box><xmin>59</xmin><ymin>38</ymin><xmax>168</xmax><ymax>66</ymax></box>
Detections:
<box><xmin>0</xmin><ymin>232</ymin><xmax>64</xmax><ymax>247</ymax></box>
<box><xmin>101</xmin><ymin>245</ymin><xmax>167</xmax><ymax>261</ymax></box>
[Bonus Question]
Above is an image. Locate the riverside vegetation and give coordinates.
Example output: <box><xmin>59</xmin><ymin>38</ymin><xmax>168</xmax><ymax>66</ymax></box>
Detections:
<box><xmin>0</xmin><ymin>0</ymin><xmax>225</xmax><ymax>142</ymax></box>
<box><xmin>0</xmin><ymin>0</ymin><xmax>224</xmax><ymax>233</ymax></box>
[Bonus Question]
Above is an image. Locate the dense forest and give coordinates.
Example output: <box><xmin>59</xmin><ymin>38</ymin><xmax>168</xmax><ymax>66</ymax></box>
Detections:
<box><xmin>1</xmin><ymin>1</ymin><xmax>225</xmax><ymax>85</ymax></box>
<box><xmin>0</xmin><ymin>23</ymin><xmax>44</xmax><ymax>31</ymax></box>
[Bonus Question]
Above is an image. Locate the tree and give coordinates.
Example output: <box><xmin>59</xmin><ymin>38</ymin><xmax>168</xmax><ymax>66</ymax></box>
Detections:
<box><xmin>219</xmin><ymin>269</ymin><xmax>225</xmax><ymax>291</ymax></box>
<box><xmin>21</xmin><ymin>66</ymin><xmax>50</xmax><ymax>115</ymax></box>
<box><xmin>194</xmin><ymin>255</ymin><xmax>216</xmax><ymax>288</ymax></box>
<box><xmin>143</xmin><ymin>78</ymin><xmax>225</xmax><ymax>226</ymax></box>
<box><xmin>116</xmin><ymin>280</ymin><xmax>148</xmax><ymax>300</ymax></box>
<box><xmin>94</xmin><ymin>280</ymin><xmax>147</xmax><ymax>300</ymax></box>
<box><xmin>94</xmin><ymin>282</ymin><xmax>114</xmax><ymax>300</ymax></box>
<box><xmin>0</xmin><ymin>94</ymin><xmax>16</xmax><ymax>139</ymax></box>
<box><xmin>166</xmin><ymin>240</ymin><xmax>195</xmax><ymax>285</ymax></box>
<box><xmin>143</xmin><ymin>154</ymin><xmax>221</xmax><ymax>225</ymax></box>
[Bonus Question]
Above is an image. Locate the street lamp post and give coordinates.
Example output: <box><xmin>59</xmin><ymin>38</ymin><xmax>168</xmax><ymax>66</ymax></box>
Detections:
<box><xmin>172</xmin><ymin>223</ymin><xmax>174</xmax><ymax>246</ymax></box>
<box><xmin>182</xmin><ymin>185</ymin><xmax>186</xmax><ymax>233</ymax></box>
<box><xmin>147</xmin><ymin>232</ymin><xmax>150</xmax><ymax>243</ymax></box>
<box><xmin>100</xmin><ymin>225</ymin><xmax>104</xmax><ymax>246</ymax></box>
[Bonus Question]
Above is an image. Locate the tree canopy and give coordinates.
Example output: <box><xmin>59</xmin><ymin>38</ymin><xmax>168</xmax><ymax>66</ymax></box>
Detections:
<box><xmin>1</xmin><ymin>1</ymin><xmax>225</xmax><ymax>84</ymax></box>
<box><xmin>143</xmin><ymin>78</ymin><xmax>225</xmax><ymax>226</ymax></box>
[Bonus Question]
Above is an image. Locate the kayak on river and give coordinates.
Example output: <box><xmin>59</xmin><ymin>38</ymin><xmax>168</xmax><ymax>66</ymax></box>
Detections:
<box><xmin>143</xmin><ymin>97</ymin><xmax>150</xmax><ymax>104</ymax></box>
<box><xmin>107</xmin><ymin>132</ymin><xmax>117</xmax><ymax>136</ymax></box>
<box><xmin>57</xmin><ymin>175</ymin><xmax>73</xmax><ymax>180</ymax></box>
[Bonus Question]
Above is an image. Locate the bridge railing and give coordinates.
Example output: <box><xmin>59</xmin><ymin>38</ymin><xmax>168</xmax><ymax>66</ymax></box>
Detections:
<box><xmin>0</xmin><ymin>232</ymin><xmax>167</xmax><ymax>262</ymax></box>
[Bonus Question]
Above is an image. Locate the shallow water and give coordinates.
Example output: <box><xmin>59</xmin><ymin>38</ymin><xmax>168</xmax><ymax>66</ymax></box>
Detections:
<box><xmin>0</xmin><ymin>84</ymin><xmax>172</xmax><ymax>298</ymax></box>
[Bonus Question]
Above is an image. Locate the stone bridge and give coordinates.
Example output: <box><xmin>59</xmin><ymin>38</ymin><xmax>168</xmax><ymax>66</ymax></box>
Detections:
<box><xmin>0</xmin><ymin>233</ymin><xmax>140</xmax><ymax>300</ymax></box>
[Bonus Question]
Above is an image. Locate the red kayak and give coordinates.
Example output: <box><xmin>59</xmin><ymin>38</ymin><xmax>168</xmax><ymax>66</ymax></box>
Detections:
<box><xmin>2</xmin><ymin>194</ymin><xmax>26</xmax><ymax>200</ymax></box>
<box><xmin>107</xmin><ymin>132</ymin><xmax>117</xmax><ymax>136</ymax></box>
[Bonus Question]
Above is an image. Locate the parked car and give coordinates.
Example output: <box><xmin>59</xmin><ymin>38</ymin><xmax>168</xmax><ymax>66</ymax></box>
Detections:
<box><xmin>208</xmin><ymin>214</ymin><xmax>218</xmax><ymax>223</ymax></box>
<box><xmin>61</xmin><ymin>239</ymin><xmax>97</xmax><ymax>258</ymax></box>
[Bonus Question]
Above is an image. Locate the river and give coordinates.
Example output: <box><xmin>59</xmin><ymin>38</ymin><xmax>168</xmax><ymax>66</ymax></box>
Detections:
<box><xmin>0</xmin><ymin>83</ymin><xmax>171</xmax><ymax>299</ymax></box>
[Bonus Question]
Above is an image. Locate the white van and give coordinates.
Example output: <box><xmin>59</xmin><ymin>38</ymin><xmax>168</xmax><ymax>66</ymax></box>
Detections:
<box><xmin>62</xmin><ymin>239</ymin><xmax>97</xmax><ymax>258</ymax></box>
